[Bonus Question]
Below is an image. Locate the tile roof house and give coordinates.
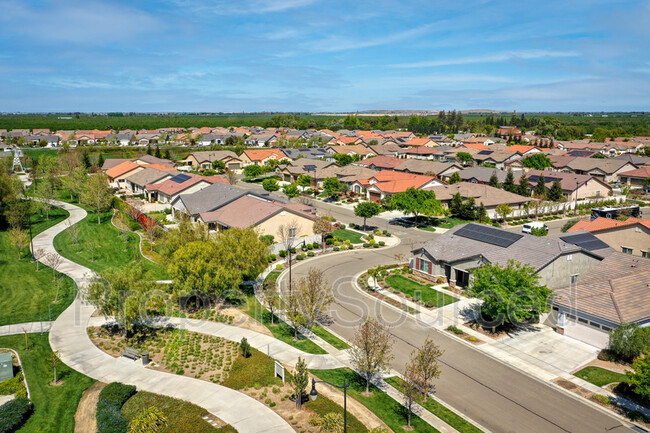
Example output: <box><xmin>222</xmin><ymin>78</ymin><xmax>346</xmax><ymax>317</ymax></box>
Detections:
<box><xmin>551</xmin><ymin>252</ymin><xmax>650</xmax><ymax>348</ymax></box>
<box><xmin>613</xmin><ymin>154</ymin><xmax>650</xmax><ymax>166</ymax></box>
<box><xmin>146</xmin><ymin>174</ymin><xmax>229</xmax><ymax>204</ymax></box>
<box><xmin>325</xmin><ymin>145</ymin><xmax>376</xmax><ymax>160</ymax></box>
<box><xmin>524</xmin><ymin>170</ymin><xmax>613</xmax><ymax>200</ymax></box>
<box><xmin>240</xmin><ymin>149</ymin><xmax>289</xmax><ymax>166</ymax></box>
<box><xmin>457</xmin><ymin>166</ymin><xmax>512</xmax><ymax>184</ymax></box>
<box><xmin>424</xmin><ymin>182</ymin><xmax>533</xmax><ymax>217</ymax></box>
<box><xmin>392</xmin><ymin>160</ymin><xmax>462</xmax><ymax>181</ymax></box>
<box><xmin>402</xmin><ymin>146</ymin><xmax>445</xmax><ymax>161</ymax></box>
<box><xmin>503</xmin><ymin>145</ymin><xmax>542</xmax><ymax>155</ymax></box>
<box><xmin>567</xmin><ymin>217</ymin><xmax>650</xmax><ymax>258</ymax></box>
<box><xmin>368</xmin><ymin>143</ymin><xmax>403</xmax><ymax>157</ymax></box>
<box><xmin>617</xmin><ymin>166</ymin><xmax>650</xmax><ymax>188</ymax></box>
<box><xmin>412</xmin><ymin>223</ymin><xmax>611</xmax><ymax>288</ymax></box>
<box><xmin>182</xmin><ymin>151</ymin><xmax>243</xmax><ymax>171</ymax></box>
<box><xmin>354</xmin><ymin>156</ymin><xmax>404</xmax><ymax>170</ymax></box>
<box><xmin>351</xmin><ymin>170</ymin><xmax>443</xmax><ymax>202</ymax></box>
<box><xmin>562</xmin><ymin>157</ymin><xmax>638</xmax><ymax>183</ymax></box>
<box><xmin>276</xmin><ymin>159</ymin><xmax>337</xmax><ymax>184</ymax></box>
<box><xmin>245</xmin><ymin>134</ymin><xmax>277</xmax><ymax>147</ymax></box>
<box><xmin>106</xmin><ymin>161</ymin><xmax>145</xmax><ymax>187</ymax></box>
<box><xmin>404</xmin><ymin>138</ymin><xmax>435</xmax><ymax>147</ymax></box>
<box><xmin>472</xmin><ymin>150</ymin><xmax>523</xmax><ymax>169</ymax></box>
<box><xmin>132</xmin><ymin>154</ymin><xmax>174</xmax><ymax>167</ymax></box>
<box><xmin>123</xmin><ymin>167</ymin><xmax>180</xmax><ymax>194</ymax></box>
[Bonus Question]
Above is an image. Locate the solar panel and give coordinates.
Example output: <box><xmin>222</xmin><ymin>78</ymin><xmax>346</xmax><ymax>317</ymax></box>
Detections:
<box><xmin>560</xmin><ymin>233</ymin><xmax>610</xmax><ymax>251</ymax></box>
<box><xmin>304</xmin><ymin>164</ymin><xmax>317</xmax><ymax>172</ymax></box>
<box><xmin>455</xmin><ymin>224</ymin><xmax>523</xmax><ymax>248</ymax></box>
<box><xmin>478</xmin><ymin>150</ymin><xmax>493</xmax><ymax>155</ymax></box>
<box><xmin>169</xmin><ymin>173</ymin><xmax>191</xmax><ymax>183</ymax></box>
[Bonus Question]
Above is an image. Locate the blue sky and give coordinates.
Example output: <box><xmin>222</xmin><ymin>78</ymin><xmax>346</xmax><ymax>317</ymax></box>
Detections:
<box><xmin>0</xmin><ymin>0</ymin><xmax>649</xmax><ymax>112</ymax></box>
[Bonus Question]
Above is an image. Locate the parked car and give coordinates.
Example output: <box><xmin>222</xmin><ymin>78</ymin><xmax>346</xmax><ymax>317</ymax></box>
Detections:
<box><xmin>522</xmin><ymin>222</ymin><xmax>548</xmax><ymax>234</ymax></box>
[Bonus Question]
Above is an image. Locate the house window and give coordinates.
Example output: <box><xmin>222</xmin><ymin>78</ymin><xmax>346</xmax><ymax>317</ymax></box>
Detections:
<box><xmin>578</xmin><ymin>317</ymin><xmax>589</xmax><ymax>324</ymax></box>
<box><xmin>622</xmin><ymin>247</ymin><xmax>633</xmax><ymax>254</ymax></box>
<box><xmin>422</xmin><ymin>260</ymin><xmax>430</xmax><ymax>274</ymax></box>
<box><xmin>642</xmin><ymin>251</ymin><xmax>649</xmax><ymax>258</ymax></box>
<box><xmin>570</xmin><ymin>275</ymin><xmax>579</xmax><ymax>285</ymax></box>
<box><xmin>289</xmin><ymin>228</ymin><xmax>297</xmax><ymax>238</ymax></box>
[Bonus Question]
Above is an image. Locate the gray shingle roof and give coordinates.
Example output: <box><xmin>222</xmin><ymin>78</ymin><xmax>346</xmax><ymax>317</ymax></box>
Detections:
<box><xmin>176</xmin><ymin>182</ymin><xmax>282</xmax><ymax>215</ymax></box>
<box><xmin>125</xmin><ymin>167</ymin><xmax>177</xmax><ymax>187</ymax></box>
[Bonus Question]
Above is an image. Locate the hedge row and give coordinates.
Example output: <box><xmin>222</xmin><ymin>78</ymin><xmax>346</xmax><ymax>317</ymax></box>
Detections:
<box><xmin>96</xmin><ymin>382</ymin><xmax>137</xmax><ymax>433</ymax></box>
<box><xmin>0</xmin><ymin>398</ymin><xmax>33</xmax><ymax>433</ymax></box>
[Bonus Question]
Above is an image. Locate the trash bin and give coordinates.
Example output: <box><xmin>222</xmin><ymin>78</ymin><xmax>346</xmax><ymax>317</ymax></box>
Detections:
<box><xmin>141</xmin><ymin>351</ymin><xmax>150</xmax><ymax>366</ymax></box>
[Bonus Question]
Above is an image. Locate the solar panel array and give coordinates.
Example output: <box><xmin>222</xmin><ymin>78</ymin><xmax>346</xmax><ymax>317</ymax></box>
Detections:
<box><xmin>478</xmin><ymin>150</ymin><xmax>493</xmax><ymax>155</ymax></box>
<box><xmin>303</xmin><ymin>164</ymin><xmax>317</xmax><ymax>172</ymax></box>
<box><xmin>455</xmin><ymin>224</ymin><xmax>523</xmax><ymax>248</ymax></box>
<box><xmin>527</xmin><ymin>175</ymin><xmax>558</xmax><ymax>183</ymax></box>
<box><xmin>560</xmin><ymin>233</ymin><xmax>610</xmax><ymax>251</ymax></box>
<box><xmin>169</xmin><ymin>173</ymin><xmax>191</xmax><ymax>184</ymax></box>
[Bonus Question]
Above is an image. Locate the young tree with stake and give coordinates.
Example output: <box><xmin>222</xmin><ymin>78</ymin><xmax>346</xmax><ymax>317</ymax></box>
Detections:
<box><xmin>349</xmin><ymin>317</ymin><xmax>394</xmax><ymax>393</ymax></box>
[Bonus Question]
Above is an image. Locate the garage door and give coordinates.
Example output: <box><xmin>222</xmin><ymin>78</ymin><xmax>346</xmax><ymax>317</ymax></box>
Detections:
<box><xmin>369</xmin><ymin>191</ymin><xmax>381</xmax><ymax>203</ymax></box>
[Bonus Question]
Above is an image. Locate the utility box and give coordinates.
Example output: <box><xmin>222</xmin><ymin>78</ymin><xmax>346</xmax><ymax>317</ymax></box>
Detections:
<box><xmin>0</xmin><ymin>352</ymin><xmax>14</xmax><ymax>382</ymax></box>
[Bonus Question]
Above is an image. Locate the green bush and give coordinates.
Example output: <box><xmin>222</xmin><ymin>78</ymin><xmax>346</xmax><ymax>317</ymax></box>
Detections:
<box><xmin>260</xmin><ymin>235</ymin><xmax>274</xmax><ymax>245</ymax></box>
<box><xmin>363</xmin><ymin>243</ymin><xmax>370</xmax><ymax>248</ymax></box>
<box><xmin>447</xmin><ymin>325</ymin><xmax>464</xmax><ymax>335</ymax></box>
<box><xmin>339</xmin><ymin>224</ymin><xmax>346</xmax><ymax>229</ymax></box>
<box><xmin>312</xmin><ymin>242</ymin><xmax>320</xmax><ymax>249</ymax></box>
<box><xmin>326</xmin><ymin>238</ymin><xmax>334</xmax><ymax>245</ymax></box>
<box><xmin>378</xmin><ymin>241</ymin><xmax>385</xmax><ymax>246</ymax></box>
<box><xmin>296</xmin><ymin>254</ymin><xmax>305</xmax><ymax>260</ymax></box>
<box><xmin>0</xmin><ymin>398</ymin><xmax>33</xmax><ymax>433</ymax></box>
<box><xmin>99</xmin><ymin>382</ymin><xmax>136</xmax><ymax>406</ymax></box>
<box><xmin>276</xmin><ymin>264</ymin><xmax>283</xmax><ymax>270</ymax></box>
<box><xmin>267</xmin><ymin>254</ymin><xmax>277</xmax><ymax>262</ymax></box>
<box><xmin>591</xmin><ymin>394</ymin><xmax>612</xmax><ymax>405</ymax></box>
<box><xmin>278</xmin><ymin>250</ymin><xmax>287</xmax><ymax>258</ymax></box>
<box><xmin>333</xmin><ymin>247</ymin><xmax>340</xmax><ymax>251</ymax></box>
<box><xmin>628</xmin><ymin>410</ymin><xmax>647</xmax><ymax>422</ymax></box>
<box><xmin>307</xmin><ymin>251</ymin><xmax>315</xmax><ymax>257</ymax></box>
<box><xmin>0</xmin><ymin>371</ymin><xmax>27</xmax><ymax>398</ymax></box>
<box><xmin>96</xmin><ymin>382</ymin><xmax>136</xmax><ymax>433</ymax></box>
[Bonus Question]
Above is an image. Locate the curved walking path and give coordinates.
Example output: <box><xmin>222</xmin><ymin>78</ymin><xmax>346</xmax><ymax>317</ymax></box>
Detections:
<box><xmin>37</xmin><ymin>199</ymin><xmax>294</xmax><ymax>433</ymax></box>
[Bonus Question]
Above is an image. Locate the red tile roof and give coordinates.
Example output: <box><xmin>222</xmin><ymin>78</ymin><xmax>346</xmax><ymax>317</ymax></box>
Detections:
<box><xmin>358</xmin><ymin>170</ymin><xmax>436</xmax><ymax>193</ymax></box>
<box><xmin>355</xmin><ymin>156</ymin><xmax>403</xmax><ymax>169</ymax></box>
<box><xmin>106</xmin><ymin>161</ymin><xmax>141</xmax><ymax>179</ymax></box>
<box><xmin>504</xmin><ymin>145</ymin><xmax>536</xmax><ymax>153</ymax></box>
<box><xmin>243</xmin><ymin>149</ymin><xmax>286</xmax><ymax>161</ymax></box>
<box><xmin>147</xmin><ymin>174</ymin><xmax>229</xmax><ymax>196</ymax></box>
<box><xmin>619</xmin><ymin>166</ymin><xmax>650</xmax><ymax>178</ymax></box>
<box><xmin>405</xmin><ymin>138</ymin><xmax>432</xmax><ymax>147</ymax></box>
<box><xmin>568</xmin><ymin>217</ymin><xmax>650</xmax><ymax>233</ymax></box>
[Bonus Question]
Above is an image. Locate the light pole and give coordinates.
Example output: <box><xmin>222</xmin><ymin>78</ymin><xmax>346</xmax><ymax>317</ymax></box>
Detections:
<box><xmin>310</xmin><ymin>378</ymin><xmax>349</xmax><ymax>433</ymax></box>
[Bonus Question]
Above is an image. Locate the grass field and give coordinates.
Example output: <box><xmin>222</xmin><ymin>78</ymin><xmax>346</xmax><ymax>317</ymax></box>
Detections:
<box><xmin>221</xmin><ymin>347</ymin><xmax>283</xmax><ymax>390</ymax></box>
<box><xmin>0</xmin><ymin>207</ymin><xmax>76</xmax><ymax>326</ymax></box>
<box><xmin>0</xmin><ymin>334</ymin><xmax>95</xmax><ymax>433</ymax></box>
<box><xmin>53</xmin><ymin>209</ymin><xmax>168</xmax><ymax>280</ymax></box>
<box><xmin>122</xmin><ymin>391</ymin><xmax>236</xmax><ymax>433</ymax></box>
<box><xmin>385</xmin><ymin>275</ymin><xmax>457</xmax><ymax>307</ymax></box>
<box><xmin>574</xmin><ymin>366</ymin><xmax>628</xmax><ymax>387</ymax></box>
<box><xmin>311</xmin><ymin>368</ymin><xmax>440</xmax><ymax>433</ymax></box>
<box><xmin>385</xmin><ymin>376</ymin><xmax>484</xmax><ymax>433</ymax></box>
<box><xmin>432</xmin><ymin>217</ymin><xmax>469</xmax><ymax>229</ymax></box>
<box><xmin>333</xmin><ymin>229</ymin><xmax>364</xmax><ymax>244</ymax></box>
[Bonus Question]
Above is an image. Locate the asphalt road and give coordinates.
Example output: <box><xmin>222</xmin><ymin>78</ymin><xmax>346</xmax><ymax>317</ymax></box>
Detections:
<box><xmin>277</xmin><ymin>199</ymin><xmax>635</xmax><ymax>433</ymax></box>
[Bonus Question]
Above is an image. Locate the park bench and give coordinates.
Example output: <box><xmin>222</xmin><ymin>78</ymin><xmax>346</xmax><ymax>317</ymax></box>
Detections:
<box><xmin>122</xmin><ymin>347</ymin><xmax>141</xmax><ymax>361</ymax></box>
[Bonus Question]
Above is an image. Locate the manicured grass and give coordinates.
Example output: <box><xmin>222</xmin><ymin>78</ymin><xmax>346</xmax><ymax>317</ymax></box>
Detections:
<box><xmin>304</xmin><ymin>393</ymin><xmax>368</xmax><ymax>433</ymax></box>
<box><xmin>243</xmin><ymin>295</ymin><xmax>327</xmax><ymax>354</ymax></box>
<box><xmin>53</xmin><ymin>210</ymin><xmax>168</xmax><ymax>280</ymax></box>
<box><xmin>312</xmin><ymin>324</ymin><xmax>350</xmax><ymax>350</ymax></box>
<box><xmin>333</xmin><ymin>229</ymin><xmax>364</xmax><ymax>244</ymax></box>
<box><xmin>0</xmin><ymin>334</ymin><xmax>95</xmax><ymax>433</ymax></box>
<box><xmin>121</xmin><ymin>391</ymin><xmax>236</xmax><ymax>433</ymax></box>
<box><xmin>417</xmin><ymin>226</ymin><xmax>437</xmax><ymax>232</ymax></box>
<box><xmin>221</xmin><ymin>348</ymin><xmax>282</xmax><ymax>390</ymax></box>
<box><xmin>385</xmin><ymin>275</ymin><xmax>457</xmax><ymax>307</ymax></box>
<box><xmin>385</xmin><ymin>377</ymin><xmax>484</xmax><ymax>433</ymax></box>
<box><xmin>0</xmin><ymin>208</ymin><xmax>76</xmax><ymax>326</ymax></box>
<box><xmin>264</xmin><ymin>271</ymin><xmax>281</xmax><ymax>285</ymax></box>
<box><xmin>311</xmin><ymin>368</ymin><xmax>440</xmax><ymax>433</ymax></box>
<box><xmin>433</xmin><ymin>217</ymin><xmax>469</xmax><ymax>229</ymax></box>
<box><xmin>574</xmin><ymin>366</ymin><xmax>628</xmax><ymax>387</ymax></box>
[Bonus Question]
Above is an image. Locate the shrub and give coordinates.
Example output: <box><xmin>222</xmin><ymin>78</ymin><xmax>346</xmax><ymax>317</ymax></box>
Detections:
<box><xmin>268</xmin><ymin>254</ymin><xmax>277</xmax><ymax>262</ymax></box>
<box><xmin>424</xmin><ymin>301</ymin><xmax>434</xmax><ymax>308</ymax></box>
<box><xmin>96</xmin><ymin>382</ymin><xmax>136</xmax><ymax>433</ymax></box>
<box><xmin>372</xmin><ymin>244</ymin><xmax>379</xmax><ymax>248</ymax></box>
<box><xmin>339</xmin><ymin>224</ymin><xmax>346</xmax><ymax>229</ymax></box>
<box><xmin>368</xmin><ymin>234</ymin><xmax>374</xmax><ymax>240</ymax></box>
<box><xmin>447</xmin><ymin>325</ymin><xmax>464</xmax><ymax>335</ymax></box>
<box><xmin>628</xmin><ymin>410</ymin><xmax>647</xmax><ymax>422</ymax></box>
<box><xmin>99</xmin><ymin>382</ymin><xmax>136</xmax><ymax>406</ymax></box>
<box><xmin>469</xmin><ymin>336</ymin><xmax>477</xmax><ymax>342</ymax></box>
<box><xmin>276</xmin><ymin>264</ymin><xmax>283</xmax><ymax>270</ymax></box>
<box><xmin>312</xmin><ymin>242</ymin><xmax>319</xmax><ymax>249</ymax></box>
<box><xmin>374</xmin><ymin>230</ymin><xmax>381</xmax><ymax>235</ymax></box>
<box><xmin>0</xmin><ymin>371</ymin><xmax>27</xmax><ymax>398</ymax></box>
<box><xmin>240</xmin><ymin>337</ymin><xmax>251</xmax><ymax>358</ymax></box>
<box><xmin>326</xmin><ymin>238</ymin><xmax>334</xmax><ymax>245</ymax></box>
<box><xmin>296</xmin><ymin>254</ymin><xmax>305</xmax><ymax>260</ymax></box>
<box><xmin>345</xmin><ymin>239</ymin><xmax>350</xmax><ymax>245</ymax></box>
<box><xmin>279</xmin><ymin>250</ymin><xmax>287</xmax><ymax>258</ymax></box>
<box><xmin>368</xmin><ymin>239</ymin><xmax>376</xmax><ymax>246</ymax></box>
<box><xmin>363</xmin><ymin>243</ymin><xmax>370</xmax><ymax>248</ymax></box>
<box><xmin>260</xmin><ymin>234</ymin><xmax>275</xmax><ymax>245</ymax></box>
<box><xmin>591</xmin><ymin>394</ymin><xmax>612</xmax><ymax>405</ymax></box>
<box><xmin>333</xmin><ymin>247</ymin><xmax>340</xmax><ymax>251</ymax></box>
<box><xmin>307</xmin><ymin>251</ymin><xmax>314</xmax><ymax>257</ymax></box>
<box><xmin>0</xmin><ymin>398</ymin><xmax>33</xmax><ymax>433</ymax></box>
<box><xmin>378</xmin><ymin>241</ymin><xmax>385</xmax><ymax>246</ymax></box>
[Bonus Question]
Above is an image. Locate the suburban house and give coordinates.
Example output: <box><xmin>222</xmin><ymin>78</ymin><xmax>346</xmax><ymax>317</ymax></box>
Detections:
<box><xmin>617</xmin><ymin>166</ymin><xmax>650</xmax><ymax>188</ymax></box>
<box><xmin>124</xmin><ymin>167</ymin><xmax>180</xmax><ymax>194</ymax></box>
<box><xmin>402</xmin><ymin>147</ymin><xmax>445</xmax><ymax>160</ymax></box>
<box><xmin>368</xmin><ymin>143</ymin><xmax>403</xmax><ymax>157</ymax></box>
<box><xmin>567</xmin><ymin>217</ymin><xmax>650</xmax><ymax>257</ymax></box>
<box><xmin>351</xmin><ymin>170</ymin><xmax>443</xmax><ymax>202</ymax></box>
<box><xmin>404</xmin><ymin>137</ymin><xmax>436</xmax><ymax>147</ymax></box>
<box><xmin>392</xmin><ymin>160</ymin><xmax>462</xmax><ymax>181</ymax></box>
<box><xmin>280</xmin><ymin>148</ymin><xmax>329</xmax><ymax>160</ymax></box>
<box><xmin>524</xmin><ymin>170</ymin><xmax>613</xmax><ymax>200</ymax></box>
<box><xmin>551</xmin><ymin>252</ymin><xmax>650</xmax><ymax>348</ymax></box>
<box><xmin>106</xmin><ymin>133</ymin><xmax>133</xmax><ymax>146</ymax></box>
<box><xmin>563</xmin><ymin>158</ymin><xmax>638</xmax><ymax>183</ymax></box>
<box><xmin>245</xmin><ymin>134</ymin><xmax>277</xmax><ymax>147</ymax></box>
<box><xmin>131</xmin><ymin>154</ymin><xmax>174</xmax><ymax>167</ymax></box>
<box><xmin>411</xmin><ymin>223</ymin><xmax>610</xmax><ymax>290</ymax></box>
<box><xmin>325</xmin><ymin>145</ymin><xmax>376</xmax><ymax>160</ymax></box>
<box><xmin>182</xmin><ymin>151</ymin><xmax>243</xmax><ymax>171</ymax></box>
<box><xmin>276</xmin><ymin>159</ymin><xmax>337</xmax><ymax>184</ymax></box>
<box><xmin>354</xmin><ymin>156</ymin><xmax>404</xmax><ymax>171</ymax></box>
<box><xmin>458</xmin><ymin>166</ymin><xmax>513</xmax><ymax>184</ymax></box>
<box><xmin>24</xmin><ymin>135</ymin><xmax>60</xmax><ymax>147</ymax></box>
<box><xmin>106</xmin><ymin>161</ymin><xmax>146</xmax><ymax>188</ymax></box>
<box><xmin>146</xmin><ymin>173</ymin><xmax>229</xmax><ymax>204</ymax></box>
<box><xmin>240</xmin><ymin>149</ymin><xmax>288</xmax><ymax>166</ymax></box>
<box><xmin>613</xmin><ymin>154</ymin><xmax>650</xmax><ymax>167</ymax></box>
<box><xmin>472</xmin><ymin>150</ymin><xmax>523</xmax><ymax>169</ymax></box>
<box><xmin>425</xmin><ymin>182</ymin><xmax>533</xmax><ymax>218</ymax></box>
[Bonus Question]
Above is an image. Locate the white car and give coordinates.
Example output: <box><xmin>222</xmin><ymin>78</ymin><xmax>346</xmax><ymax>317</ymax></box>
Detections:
<box><xmin>522</xmin><ymin>222</ymin><xmax>548</xmax><ymax>234</ymax></box>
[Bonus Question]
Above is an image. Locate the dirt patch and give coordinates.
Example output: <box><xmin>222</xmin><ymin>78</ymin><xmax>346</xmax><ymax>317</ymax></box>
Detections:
<box><xmin>220</xmin><ymin>307</ymin><xmax>273</xmax><ymax>337</ymax></box>
<box><xmin>74</xmin><ymin>381</ymin><xmax>106</xmax><ymax>433</ymax></box>
<box><xmin>581</xmin><ymin>358</ymin><xmax>633</xmax><ymax>374</ymax></box>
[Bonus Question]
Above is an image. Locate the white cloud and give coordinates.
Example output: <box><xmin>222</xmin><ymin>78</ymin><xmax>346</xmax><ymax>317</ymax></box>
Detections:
<box><xmin>166</xmin><ymin>0</ymin><xmax>317</xmax><ymax>15</ymax></box>
<box><xmin>389</xmin><ymin>50</ymin><xmax>581</xmax><ymax>68</ymax></box>
<box><xmin>310</xmin><ymin>24</ymin><xmax>435</xmax><ymax>53</ymax></box>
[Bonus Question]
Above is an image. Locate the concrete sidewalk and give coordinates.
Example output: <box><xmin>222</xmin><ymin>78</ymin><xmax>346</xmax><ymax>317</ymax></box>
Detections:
<box><xmin>0</xmin><ymin>321</ymin><xmax>52</xmax><ymax>336</ymax></box>
<box><xmin>38</xmin><ymin>199</ymin><xmax>294</xmax><ymax>433</ymax></box>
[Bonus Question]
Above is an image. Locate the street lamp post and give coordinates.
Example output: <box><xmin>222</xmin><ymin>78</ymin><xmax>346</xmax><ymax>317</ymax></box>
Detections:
<box><xmin>310</xmin><ymin>378</ymin><xmax>349</xmax><ymax>433</ymax></box>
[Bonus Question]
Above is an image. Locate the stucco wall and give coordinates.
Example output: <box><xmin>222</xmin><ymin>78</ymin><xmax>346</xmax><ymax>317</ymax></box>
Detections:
<box><xmin>537</xmin><ymin>251</ymin><xmax>601</xmax><ymax>289</ymax></box>
<box><xmin>593</xmin><ymin>225</ymin><xmax>650</xmax><ymax>257</ymax></box>
<box><xmin>255</xmin><ymin>212</ymin><xmax>315</xmax><ymax>238</ymax></box>
<box><xmin>572</xmin><ymin>178</ymin><xmax>612</xmax><ymax>200</ymax></box>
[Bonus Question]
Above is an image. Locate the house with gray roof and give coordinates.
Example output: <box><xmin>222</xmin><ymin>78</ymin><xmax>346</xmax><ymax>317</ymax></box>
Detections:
<box><xmin>412</xmin><ymin>223</ymin><xmax>612</xmax><ymax>288</ymax></box>
<box><xmin>124</xmin><ymin>167</ymin><xmax>179</xmax><ymax>194</ymax></box>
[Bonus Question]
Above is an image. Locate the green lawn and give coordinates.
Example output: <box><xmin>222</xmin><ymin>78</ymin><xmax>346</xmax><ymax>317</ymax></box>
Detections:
<box><xmin>574</xmin><ymin>366</ymin><xmax>628</xmax><ymax>387</ymax></box>
<box><xmin>53</xmin><ymin>210</ymin><xmax>168</xmax><ymax>280</ymax></box>
<box><xmin>221</xmin><ymin>348</ymin><xmax>283</xmax><ymax>390</ymax></box>
<box><xmin>122</xmin><ymin>391</ymin><xmax>236</xmax><ymax>433</ymax></box>
<box><xmin>0</xmin><ymin>208</ymin><xmax>76</xmax><ymax>326</ymax></box>
<box><xmin>385</xmin><ymin>377</ymin><xmax>484</xmax><ymax>433</ymax></box>
<box><xmin>243</xmin><ymin>295</ymin><xmax>326</xmax><ymax>354</ymax></box>
<box><xmin>0</xmin><ymin>334</ymin><xmax>95</xmax><ymax>433</ymax></box>
<box><xmin>417</xmin><ymin>226</ymin><xmax>437</xmax><ymax>232</ymax></box>
<box><xmin>311</xmin><ymin>368</ymin><xmax>440</xmax><ymax>433</ymax></box>
<box><xmin>433</xmin><ymin>217</ymin><xmax>469</xmax><ymax>229</ymax></box>
<box><xmin>264</xmin><ymin>271</ymin><xmax>281</xmax><ymax>285</ymax></box>
<box><xmin>333</xmin><ymin>229</ymin><xmax>364</xmax><ymax>244</ymax></box>
<box><xmin>385</xmin><ymin>275</ymin><xmax>457</xmax><ymax>307</ymax></box>
<box><xmin>312</xmin><ymin>324</ymin><xmax>350</xmax><ymax>350</ymax></box>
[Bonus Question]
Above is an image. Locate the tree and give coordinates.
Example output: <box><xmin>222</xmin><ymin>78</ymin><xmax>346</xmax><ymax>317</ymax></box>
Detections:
<box><xmin>561</xmin><ymin>218</ymin><xmax>580</xmax><ymax>233</ymax></box>
<box><xmin>522</xmin><ymin>153</ymin><xmax>552</xmax><ymax>170</ymax></box>
<box><xmin>495</xmin><ymin>203</ymin><xmax>512</xmax><ymax>223</ymax></box>
<box><xmin>402</xmin><ymin>358</ymin><xmax>420</xmax><ymax>429</ymax></box>
<box><xmin>456</xmin><ymin>152</ymin><xmax>474</xmax><ymax>166</ymax></box>
<box><xmin>62</xmin><ymin>165</ymin><xmax>87</xmax><ymax>201</ymax></box>
<box><xmin>243</xmin><ymin>165</ymin><xmax>263</xmax><ymax>178</ymax></box>
<box><xmin>35</xmin><ymin>179</ymin><xmax>55</xmax><ymax>220</ymax></box>
<box><xmin>81</xmin><ymin>173</ymin><xmax>113</xmax><ymax>224</ymax></box>
<box><xmin>530</xmin><ymin>226</ymin><xmax>547</xmax><ymax>237</ymax></box>
<box><xmin>318</xmin><ymin>413</ymin><xmax>344</xmax><ymax>433</ymax></box>
<box><xmin>297</xmin><ymin>174</ymin><xmax>312</xmax><ymax>188</ymax></box>
<box><xmin>627</xmin><ymin>355</ymin><xmax>650</xmax><ymax>401</ymax></box>
<box><xmin>502</xmin><ymin>169</ymin><xmax>516</xmax><ymax>193</ymax></box>
<box><xmin>285</xmin><ymin>292</ymin><xmax>305</xmax><ymax>340</ymax></box>
<box><xmin>354</xmin><ymin>201</ymin><xmax>382</xmax><ymax>230</ymax></box>
<box><xmin>212</xmin><ymin>160</ymin><xmax>226</xmax><ymax>171</ymax></box>
<box><xmin>409</xmin><ymin>337</ymin><xmax>443</xmax><ymax>401</ymax></box>
<box><xmin>65</xmin><ymin>221</ymin><xmax>81</xmax><ymax>251</ymax></box>
<box><xmin>86</xmin><ymin>239</ymin><xmax>98</xmax><ymax>262</ymax></box>
<box><xmin>470</xmin><ymin>260</ymin><xmax>552</xmax><ymax>328</ymax></box>
<box><xmin>332</xmin><ymin>153</ymin><xmax>353</xmax><ymax>166</ymax></box>
<box><xmin>349</xmin><ymin>317</ymin><xmax>394</xmax><ymax>393</ymax></box>
<box><xmin>262</xmin><ymin>178</ymin><xmax>280</xmax><ymax>192</ymax></box>
<box><xmin>44</xmin><ymin>252</ymin><xmax>63</xmax><ymax>282</ymax></box>
<box><xmin>390</xmin><ymin>188</ymin><xmax>443</xmax><ymax>223</ymax></box>
<box><xmin>297</xmin><ymin>268</ymin><xmax>333</xmax><ymax>329</ymax></box>
<box><xmin>323</xmin><ymin>177</ymin><xmax>343</xmax><ymax>198</ymax></box>
<box><xmin>240</xmin><ymin>337</ymin><xmax>251</xmax><ymax>358</ymax></box>
<box><xmin>547</xmin><ymin>179</ymin><xmax>564</xmax><ymax>202</ymax></box>
<box><xmin>155</xmin><ymin>146</ymin><xmax>161</xmax><ymax>158</ymax></box>
<box><xmin>290</xmin><ymin>357</ymin><xmax>309</xmax><ymax>409</ymax></box>
<box><xmin>48</xmin><ymin>350</ymin><xmax>61</xmax><ymax>384</ymax></box>
<box><xmin>488</xmin><ymin>171</ymin><xmax>500</xmax><ymax>188</ymax></box>
<box><xmin>282</xmin><ymin>183</ymin><xmax>300</xmax><ymax>199</ymax></box>
<box><xmin>224</xmin><ymin>169</ymin><xmax>238</xmax><ymax>185</ymax></box>
<box><xmin>476</xmin><ymin>202</ymin><xmax>487</xmax><ymax>223</ymax></box>
<box><xmin>533</xmin><ymin>174</ymin><xmax>548</xmax><ymax>198</ymax></box>
<box><xmin>313</xmin><ymin>217</ymin><xmax>334</xmax><ymax>250</ymax></box>
<box><xmin>517</xmin><ymin>174</ymin><xmax>531</xmax><ymax>197</ymax></box>
<box><xmin>8</xmin><ymin>227</ymin><xmax>29</xmax><ymax>259</ymax></box>
<box><xmin>449</xmin><ymin>192</ymin><xmax>464</xmax><ymax>218</ymax></box>
<box><xmin>448</xmin><ymin>171</ymin><xmax>462</xmax><ymax>184</ymax></box>
<box><xmin>128</xmin><ymin>406</ymin><xmax>169</xmax><ymax>433</ymax></box>
<box><xmin>259</xmin><ymin>277</ymin><xmax>281</xmax><ymax>325</ymax></box>
<box><xmin>608</xmin><ymin>323</ymin><xmax>650</xmax><ymax>361</ymax></box>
